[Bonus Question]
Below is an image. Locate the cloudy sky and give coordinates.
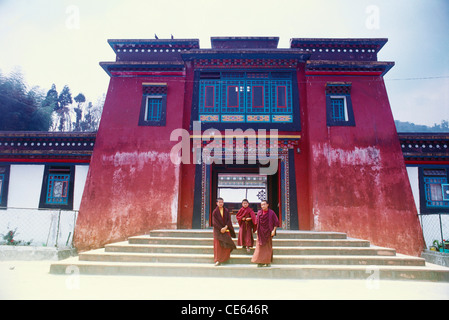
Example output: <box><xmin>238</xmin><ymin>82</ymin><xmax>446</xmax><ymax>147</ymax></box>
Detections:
<box><xmin>0</xmin><ymin>0</ymin><xmax>448</xmax><ymax>126</ymax></box>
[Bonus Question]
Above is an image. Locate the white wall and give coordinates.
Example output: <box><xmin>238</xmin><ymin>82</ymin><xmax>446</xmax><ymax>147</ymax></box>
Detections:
<box><xmin>74</xmin><ymin>165</ymin><xmax>89</xmax><ymax>211</ymax></box>
<box><xmin>405</xmin><ymin>166</ymin><xmax>449</xmax><ymax>250</ymax></box>
<box><xmin>0</xmin><ymin>164</ymin><xmax>89</xmax><ymax>247</ymax></box>
<box><xmin>406</xmin><ymin>166</ymin><xmax>420</xmax><ymax>214</ymax></box>
<box><xmin>8</xmin><ymin>165</ymin><xmax>44</xmax><ymax>209</ymax></box>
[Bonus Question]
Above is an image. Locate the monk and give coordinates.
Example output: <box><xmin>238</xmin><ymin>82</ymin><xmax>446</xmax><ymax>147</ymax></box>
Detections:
<box><xmin>212</xmin><ymin>197</ymin><xmax>236</xmax><ymax>266</ymax></box>
<box><xmin>236</xmin><ymin>199</ymin><xmax>257</xmax><ymax>253</ymax></box>
<box><xmin>251</xmin><ymin>200</ymin><xmax>279</xmax><ymax>267</ymax></box>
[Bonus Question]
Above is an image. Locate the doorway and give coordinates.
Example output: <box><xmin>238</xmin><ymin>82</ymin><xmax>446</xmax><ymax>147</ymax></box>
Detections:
<box><xmin>210</xmin><ymin>164</ymin><xmax>280</xmax><ymax>226</ymax></box>
<box><xmin>192</xmin><ymin>150</ymin><xmax>297</xmax><ymax>230</ymax></box>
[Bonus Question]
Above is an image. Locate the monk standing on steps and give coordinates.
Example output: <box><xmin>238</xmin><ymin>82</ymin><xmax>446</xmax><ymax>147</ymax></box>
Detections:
<box><xmin>212</xmin><ymin>197</ymin><xmax>236</xmax><ymax>266</ymax></box>
<box><xmin>251</xmin><ymin>199</ymin><xmax>279</xmax><ymax>267</ymax></box>
<box><xmin>236</xmin><ymin>199</ymin><xmax>257</xmax><ymax>253</ymax></box>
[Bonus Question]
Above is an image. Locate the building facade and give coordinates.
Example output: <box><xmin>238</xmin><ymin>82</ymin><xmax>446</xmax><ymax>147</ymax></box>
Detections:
<box><xmin>6</xmin><ymin>37</ymin><xmax>447</xmax><ymax>257</ymax></box>
<box><xmin>64</xmin><ymin>36</ymin><xmax>425</xmax><ymax>256</ymax></box>
<box><xmin>399</xmin><ymin>133</ymin><xmax>449</xmax><ymax>250</ymax></box>
<box><xmin>0</xmin><ymin>132</ymin><xmax>94</xmax><ymax>247</ymax></box>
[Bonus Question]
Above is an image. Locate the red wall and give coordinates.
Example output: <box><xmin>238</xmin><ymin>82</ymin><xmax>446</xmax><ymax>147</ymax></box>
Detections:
<box><xmin>74</xmin><ymin>57</ymin><xmax>424</xmax><ymax>257</ymax></box>
<box><xmin>303</xmin><ymin>75</ymin><xmax>424</xmax><ymax>256</ymax></box>
<box><xmin>74</xmin><ymin>76</ymin><xmax>186</xmax><ymax>251</ymax></box>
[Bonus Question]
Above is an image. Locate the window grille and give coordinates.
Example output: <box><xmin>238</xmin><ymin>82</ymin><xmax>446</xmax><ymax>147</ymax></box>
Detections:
<box><xmin>198</xmin><ymin>72</ymin><xmax>293</xmax><ymax>123</ymax></box>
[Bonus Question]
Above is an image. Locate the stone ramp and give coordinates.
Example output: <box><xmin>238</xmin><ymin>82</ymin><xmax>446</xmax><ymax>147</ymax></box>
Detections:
<box><xmin>50</xmin><ymin>229</ymin><xmax>449</xmax><ymax>282</ymax></box>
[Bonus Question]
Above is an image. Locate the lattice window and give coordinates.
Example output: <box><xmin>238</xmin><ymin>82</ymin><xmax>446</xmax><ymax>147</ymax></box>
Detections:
<box><xmin>145</xmin><ymin>97</ymin><xmax>163</xmax><ymax>122</ymax></box>
<box><xmin>246</xmin><ymin>80</ymin><xmax>270</xmax><ymax>114</ymax></box>
<box><xmin>325</xmin><ymin>82</ymin><xmax>354</xmax><ymax>126</ymax></box>
<box><xmin>330</xmin><ymin>97</ymin><xmax>347</xmax><ymax>121</ymax></box>
<box><xmin>271</xmin><ymin>81</ymin><xmax>292</xmax><ymax>114</ymax></box>
<box><xmin>39</xmin><ymin>166</ymin><xmax>74</xmax><ymax>209</ymax></box>
<box><xmin>139</xmin><ymin>83</ymin><xmax>167</xmax><ymax>126</ymax></box>
<box><xmin>47</xmin><ymin>174</ymin><xmax>70</xmax><ymax>204</ymax></box>
<box><xmin>424</xmin><ymin>177</ymin><xmax>449</xmax><ymax>208</ymax></box>
<box><xmin>199</xmin><ymin>81</ymin><xmax>220</xmax><ymax>114</ymax></box>
<box><xmin>419</xmin><ymin>167</ymin><xmax>449</xmax><ymax>213</ymax></box>
<box><xmin>45</xmin><ymin>167</ymin><xmax>71</xmax><ymax>205</ymax></box>
<box><xmin>198</xmin><ymin>72</ymin><xmax>294</xmax><ymax>123</ymax></box>
<box><xmin>221</xmin><ymin>80</ymin><xmax>245</xmax><ymax>114</ymax></box>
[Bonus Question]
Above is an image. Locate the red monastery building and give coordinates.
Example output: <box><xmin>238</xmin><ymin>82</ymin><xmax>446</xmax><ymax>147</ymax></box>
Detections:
<box><xmin>70</xmin><ymin>36</ymin><xmax>425</xmax><ymax>256</ymax></box>
<box><xmin>6</xmin><ymin>37</ymin><xmax>449</xmax><ymax>258</ymax></box>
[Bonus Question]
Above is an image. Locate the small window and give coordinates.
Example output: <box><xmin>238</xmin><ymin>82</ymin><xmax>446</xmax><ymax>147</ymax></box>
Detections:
<box><xmin>39</xmin><ymin>166</ymin><xmax>75</xmax><ymax>210</ymax></box>
<box><xmin>145</xmin><ymin>97</ymin><xmax>163</xmax><ymax>122</ymax></box>
<box><xmin>424</xmin><ymin>177</ymin><xmax>449</xmax><ymax>208</ymax></box>
<box><xmin>46</xmin><ymin>167</ymin><xmax>71</xmax><ymax>205</ymax></box>
<box><xmin>330</xmin><ymin>97</ymin><xmax>348</xmax><ymax>122</ymax></box>
<box><xmin>419</xmin><ymin>167</ymin><xmax>449</xmax><ymax>213</ymax></box>
<box><xmin>326</xmin><ymin>95</ymin><xmax>354</xmax><ymax>126</ymax></box>
<box><xmin>325</xmin><ymin>82</ymin><xmax>354</xmax><ymax>127</ymax></box>
<box><xmin>139</xmin><ymin>84</ymin><xmax>167</xmax><ymax>126</ymax></box>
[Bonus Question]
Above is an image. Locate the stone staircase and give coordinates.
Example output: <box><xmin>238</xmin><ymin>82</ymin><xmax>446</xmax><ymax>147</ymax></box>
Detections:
<box><xmin>50</xmin><ymin>229</ymin><xmax>449</xmax><ymax>282</ymax></box>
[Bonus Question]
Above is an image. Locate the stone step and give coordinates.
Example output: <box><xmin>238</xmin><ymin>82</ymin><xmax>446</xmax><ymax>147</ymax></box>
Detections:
<box><xmin>49</xmin><ymin>258</ymin><xmax>449</xmax><ymax>282</ymax></box>
<box><xmin>79</xmin><ymin>249</ymin><xmax>426</xmax><ymax>266</ymax></box>
<box><xmin>148</xmin><ymin>229</ymin><xmax>347</xmax><ymax>240</ymax></box>
<box><xmin>128</xmin><ymin>236</ymin><xmax>370</xmax><ymax>247</ymax></box>
<box><xmin>49</xmin><ymin>229</ymin><xmax>449</xmax><ymax>282</ymax></box>
<box><xmin>104</xmin><ymin>241</ymin><xmax>396</xmax><ymax>256</ymax></box>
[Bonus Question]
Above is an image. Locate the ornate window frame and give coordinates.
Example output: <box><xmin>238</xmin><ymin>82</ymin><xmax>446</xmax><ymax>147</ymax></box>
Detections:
<box><xmin>325</xmin><ymin>82</ymin><xmax>355</xmax><ymax>127</ymax></box>
<box><xmin>138</xmin><ymin>83</ymin><xmax>167</xmax><ymax>127</ymax></box>
<box><xmin>419</xmin><ymin>167</ymin><xmax>449</xmax><ymax>214</ymax></box>
<box><xmin>39</xmin><ymin>165</ymin><xmax>75</xmax><ymax>210</ymax></box>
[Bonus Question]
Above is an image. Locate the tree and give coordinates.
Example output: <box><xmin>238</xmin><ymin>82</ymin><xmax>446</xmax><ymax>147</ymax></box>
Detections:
<box><xmin>73</xmin><ymin>93</ymin><xmax>86</xmax><ymax>132</ymax></box>
<box><xmin>80</xmin><ymin>94</ymin><xmax>104</xmax><ymax>132</ymax></box>
<box><xmin>395</xmin><ymin>120</ymin><xmax>449</xmax><ymax>133</ymax></box>
<box><xmin>56</xmin><ymin>85</ymin><xmax>73</xmax><ymax>131</ymax></box>
<box><xmin>0</xmin><ymin>69</ymin><xmax>52</xmax><ymax>131</ymax></box>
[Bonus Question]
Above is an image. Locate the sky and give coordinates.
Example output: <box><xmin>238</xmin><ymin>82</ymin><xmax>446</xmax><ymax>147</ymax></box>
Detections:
<box><xmin>0</xmin><ymin>0</ymin><xmax>448</xmax><ymax>126</ymax></box>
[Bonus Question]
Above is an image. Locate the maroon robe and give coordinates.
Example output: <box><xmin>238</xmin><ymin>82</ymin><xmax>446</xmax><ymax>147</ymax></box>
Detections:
<box><xmin>236</xmin><ymin>206</ymin><xmax>257</xmax><ymax>247</ymax></box>
<box><xmin>212</xmin><ymin>206</ymin><xmax>236</xmax><ymax>263</ymax></box>
<box><xmin>251</xmin><ymin>209</ymin><xmax>279</xmax><ymax>264</ymax></box>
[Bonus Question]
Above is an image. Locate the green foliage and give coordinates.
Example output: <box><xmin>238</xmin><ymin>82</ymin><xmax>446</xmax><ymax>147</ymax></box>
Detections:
<box><xmin>0</xmin><ymin>68</ymin><xmax>103</xmax><ymax>132</ymax></box>
<box><xmin>395</xmin><ymin>120</ymin><xmax>449</xmax><ymax>133</ymax></box>
<box><xmin>1</xmin><ymin>229</ymin><xmax>32</xmax><ymax>246</ymax></box>
<box><xmin>0</xmin><ymin>68</ymin><xmax>52</xmax><ymax>131</ymax></box>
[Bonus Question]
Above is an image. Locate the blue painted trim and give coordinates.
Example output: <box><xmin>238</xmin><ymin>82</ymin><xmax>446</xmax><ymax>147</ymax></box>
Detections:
<box><xmin>191</xmin><ymin>69</ymin><xmax>301</xmax><ymax>131</ymax></box>
<box><xmin>326</xmin><ymin>94</ymin><xmax>355</xmax><ymax>127</ymax></box>
<box><xmin>418</xmin><ymin>166</ymin><xmax>449</xmax><ymax>214</ymax></box>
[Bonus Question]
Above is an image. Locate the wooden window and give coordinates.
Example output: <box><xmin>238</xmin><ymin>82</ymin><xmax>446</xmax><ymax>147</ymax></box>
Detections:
<box><xmin>39</xmin><ymin>165</ymin><xmax>75</xmax><ymax>210</ymax></box>
<box><xmin>139</xmin><ymin>84</ymin><xmax>167</xmax><ymax>126</ymax></box>
<box><xmin>325</xmin><ymin>83</ymin><xmax>354</xmax><ymax>127</ymax></box>
<box><xmin>330</xmin><ymin>97</ymin><xmax>347</xmax><ymax>122</ymax></box>
<box><xmin>419</xmin><ymin>167</ymin><xmax>449</xmax><ymax>213</ymax></box>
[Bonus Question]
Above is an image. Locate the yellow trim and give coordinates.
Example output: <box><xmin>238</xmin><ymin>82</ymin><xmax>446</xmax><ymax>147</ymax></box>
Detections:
<box><xmin>142</xmin><ymin>82</ymin><xmax>167</xmax><ymax>86</ymax></box>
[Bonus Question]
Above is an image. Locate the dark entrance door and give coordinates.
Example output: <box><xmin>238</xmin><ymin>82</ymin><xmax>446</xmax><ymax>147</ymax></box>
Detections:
<box><xmin>209</xmin><ymin>163</ymin><xmax>280</xmax><ymax>226</ymax></box>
